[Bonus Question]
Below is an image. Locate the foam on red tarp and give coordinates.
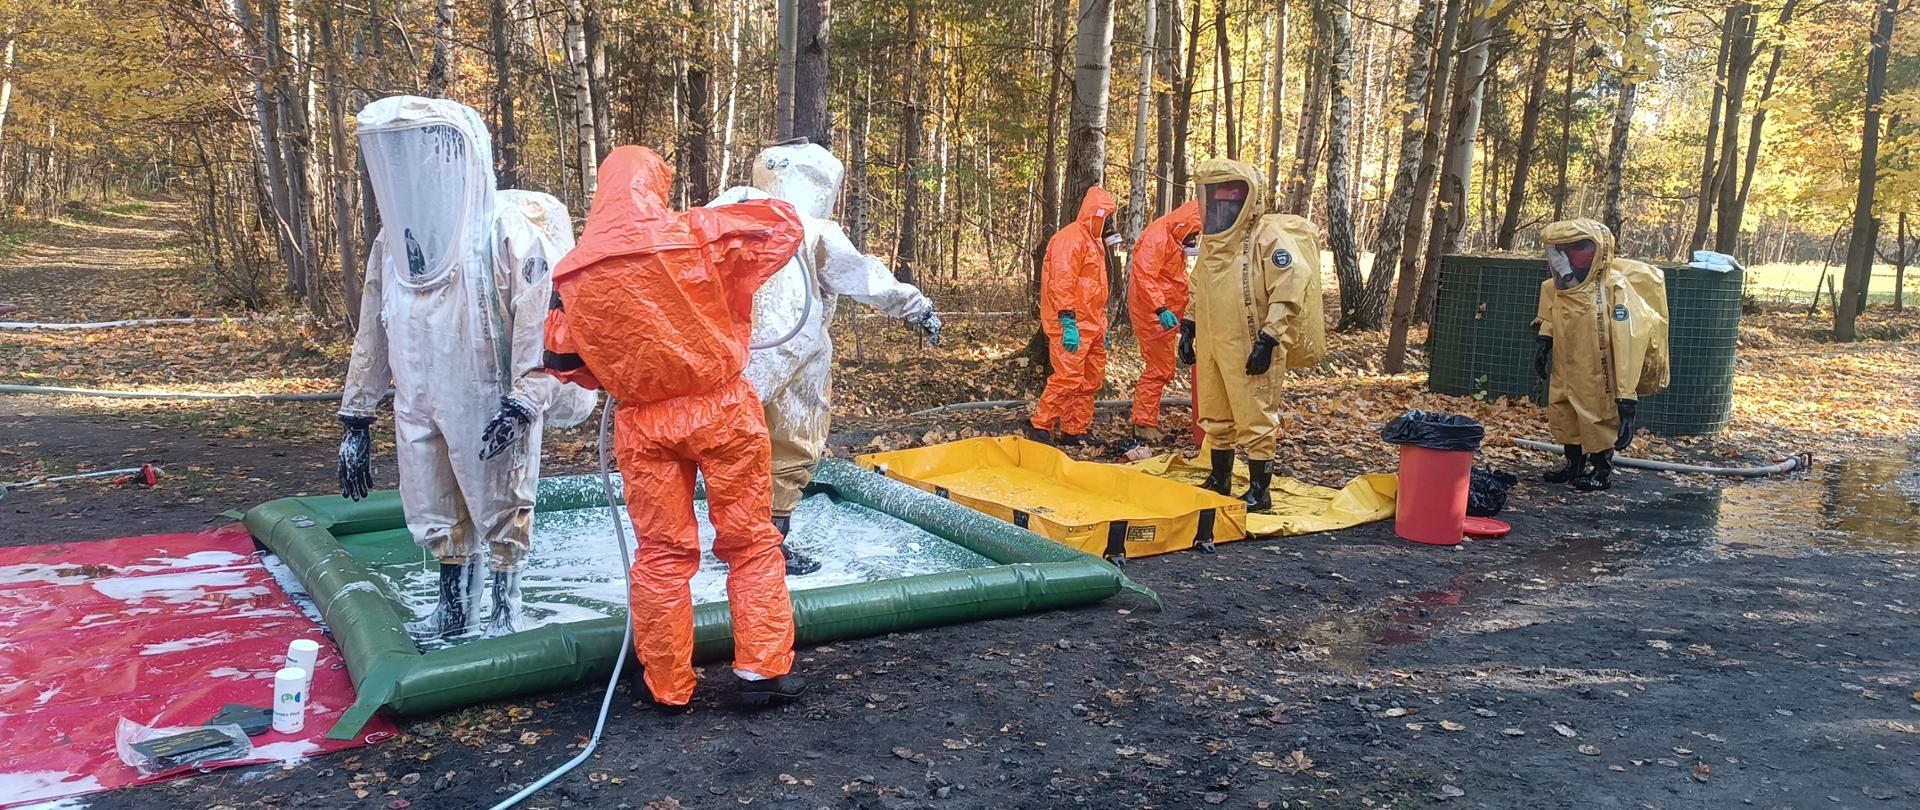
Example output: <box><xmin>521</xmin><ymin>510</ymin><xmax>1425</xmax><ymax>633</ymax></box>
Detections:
<box><xmin>0</xmin><ymin>524</ymin><xmax>395</xmax><ymax>808</ymax></box>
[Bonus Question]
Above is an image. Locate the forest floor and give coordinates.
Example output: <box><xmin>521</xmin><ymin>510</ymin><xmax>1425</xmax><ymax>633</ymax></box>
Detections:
<box><xmin>4</xmin><ymin>201</ymin><xmax>1919</xmax><ymax>809</ymax></box>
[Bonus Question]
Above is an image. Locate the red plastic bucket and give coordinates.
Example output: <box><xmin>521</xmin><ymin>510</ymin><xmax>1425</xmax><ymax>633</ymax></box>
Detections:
<box><xmin>1394</xmin><ymin>445</ymin><xmax>1473</xmax><ymax>545</ymax></box>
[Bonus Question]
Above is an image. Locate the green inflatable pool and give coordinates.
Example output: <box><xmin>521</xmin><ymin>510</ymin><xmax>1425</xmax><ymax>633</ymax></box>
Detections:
<box><xmin>243</xmin><ymin>459</ymin><xmax>1153</xmax><ymax>739</ymax></box>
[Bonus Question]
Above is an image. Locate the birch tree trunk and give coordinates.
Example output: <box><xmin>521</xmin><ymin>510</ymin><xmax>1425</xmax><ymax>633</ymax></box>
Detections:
<box><xmin>1171</xmin><ymin>0</ymin><xmax>1198</xmax><ymax>207</ymax></box>
<box><xmin>320</xmin><ymin>9</ymin><xmax>360</xmax><ymax>326</ymax></box>
<box><xmin>1126</xmin><ymin>0</ymin><xmax>1156</xmax><ymax>240</ymax></box>
<box><xmin>1264</xmin><ymin>2</ymin><xmax>1287</xmax><ymax>201</ymax></box>
<box><xmin>0</xmin><ymin>37</ymin><xmax>14</xmax><ymax>204</ymax></box>
<box><xmin>1415</xmin><ymin>1</ymin><xmax>1490</xmax><ymax>325</ymax></box>
<box><xmin>1363</xmin><ymin>0</ymin><xmax>1437</xmax><ymax>332</ymax></box>
<box><xmin>1602</xmin><ymin>75</ymin><xmax>1637</xmax><ymax>241</ymax></box>
<box><xmin>847</xmin><ymin>74</ymin><xmax>871</xmax><ymax>248</ymax></box>
<box><xmin>1383</xmin><ymin>0</ymin><xmax>1460</xmax><ymax>373</ymax></box>
<box><xmin>1285</xmin><ymin>18</ymin><xmax>1327</xmax><ymax>215</ymax></box>
<box><xmin>562</xmin><ymin>0</ymin><xmax>598</xmax><ymax>200</ymax></box>
<box><xmin>426</xmin><ymin>0</ymin><xmax>456</xmax><ymax>95</ymax></box>
<box><xmin>1494</xmin><ymin>29</ymin><xmax>1553</xmax><ymax>249</ymax></box>
<box><xmin>1064</xmin><ymin>0</ymin><xmax>1115</xmax><ymax>225</ymax></box>
<box><xmin>1324</xmin><ymin>0</ymin><xmax>1369</xmax><ymax>329</ymax></box>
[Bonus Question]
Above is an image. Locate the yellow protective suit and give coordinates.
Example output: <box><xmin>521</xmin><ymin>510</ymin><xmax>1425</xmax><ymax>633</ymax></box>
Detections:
<box><xmin>1188</xmin><ymin>159</ymin><xmax>1326</xmax><ymax>461</ymax></box>
<box><xmin>1534</xmin><ymin>219</ymin><xmax>1670</xmax><ymax>451</ymax></box>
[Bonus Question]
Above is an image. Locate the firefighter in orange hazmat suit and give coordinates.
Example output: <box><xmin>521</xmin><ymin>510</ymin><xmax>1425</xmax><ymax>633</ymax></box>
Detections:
<box><xmin>1126</xmin><ymin>200</ymin><xmax>1201</xmax><ymax>442</ymax></box>
<box><xmin>544</xmin><ymin>145</ymin><xmax>807</xmax><ymax>708</ymax></box>
<box><xmin>1029</xmin><ymin>186</ymin><xmax>1122</xmax><ymax>445</ymax></box>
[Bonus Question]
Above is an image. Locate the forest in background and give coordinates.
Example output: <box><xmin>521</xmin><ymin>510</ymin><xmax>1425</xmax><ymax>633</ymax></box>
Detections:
<box><xmin>0</xmin><ymin>0</ymin><xmax>1912</xmax><ymax>348</ymax></box>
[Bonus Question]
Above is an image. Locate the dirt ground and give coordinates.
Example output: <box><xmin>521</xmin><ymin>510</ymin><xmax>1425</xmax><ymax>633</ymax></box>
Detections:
<box><xmin>5</xmin><ymin>203</ymin><xmax>1919</xmax><ymax>809</ymax></box>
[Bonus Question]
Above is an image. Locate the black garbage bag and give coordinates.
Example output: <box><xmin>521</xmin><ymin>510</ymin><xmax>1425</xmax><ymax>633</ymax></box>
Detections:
<box><xmin>1467</xmin><ymin>467</ymin><xmax>1517</xmax><ymax>517</ymax></box>
<box><xmin>1379</xmin><ymin>409</ymin><xmax>1485</xmax><ymax>451</ymax></box>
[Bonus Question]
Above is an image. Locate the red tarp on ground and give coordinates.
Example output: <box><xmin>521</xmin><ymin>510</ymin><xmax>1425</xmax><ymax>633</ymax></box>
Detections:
<box><xmin>0</xmin><ymin>524</ymin><xmax>395</xmax><ymax>808</ymax></box>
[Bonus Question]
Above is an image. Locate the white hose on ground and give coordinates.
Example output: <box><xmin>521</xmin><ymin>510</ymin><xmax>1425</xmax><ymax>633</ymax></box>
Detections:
<box><xmin>0</xmin><ymin>315</ymin><xmax>292</xmax><ymax>330</ymax></box>
<box><xmin>0</xmin><ymin>383</ymin><xmax>352</xmax><ymax>401</ymax></box>
<box><xmin>1511</xmin><ymin>437</ymin><xmax>1811</xmax><ymax>477</ymax></box>
<box><xmin>852</xmin><ymin>310</ymin><xmax>1026</xmax><ymax>320</ymax></box>
<box><xmin>748</xmin><ymin>251</ymin><xmax>817</xmax><ymax>351</ymax></box>
<box><xmin>910</xmin><ymin>396</ymin><xmax>1192</xmax><ymax>417</ymax></box>
<box><xmin>489</xmin><ymin>400</ymin><xmax>633</xmax><ymax>810</ymax></box>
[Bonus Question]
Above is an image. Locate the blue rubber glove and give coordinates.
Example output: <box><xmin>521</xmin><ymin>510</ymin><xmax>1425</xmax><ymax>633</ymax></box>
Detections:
<box><xmin>1157</xmin><ymin>308</ymin><xmax>1179</xmax><ymax>331</ymax></box>
<box><xmin>1060</xmin><ymin>314</ymin><xmax>1081</xmax><ymax>354</ymax></box>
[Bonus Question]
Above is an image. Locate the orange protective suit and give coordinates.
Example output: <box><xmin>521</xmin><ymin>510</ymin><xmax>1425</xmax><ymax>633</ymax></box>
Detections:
<box><xmin>1126</xmin><ymin>200</ymin><xmax>1201</xmax><ymax>429</ymax></box>
<box><xmin>1030</xmin><ymin>187</ymin><xmax>1117</xmax><ymax>437</ymax></box>
<box><xmin>544</xmin><ymin>145</ymin><xmax>803</xmax><ymax>706</ymax></box>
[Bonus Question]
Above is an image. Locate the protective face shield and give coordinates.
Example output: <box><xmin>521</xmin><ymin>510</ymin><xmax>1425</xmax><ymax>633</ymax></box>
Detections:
<box><xmin>1103</xmin><ymin>218</ymin><xmax>1123</xmax><ymax>248</ymax></box>
<box><xmin>361</xmin><ymin>123</ymin><xmax>475</xmax><ymax>283</ymax></box>
<box><xmin>752</xmin><ymin>139</ymin><xmax>845</xmax><ymax>219</ymax></box>
<box><xmin>1203</xmin><ymin>181</ymin><xmax>1250</xmax><ymax>235</ymax></box>
<box><xmin>1546</xmin><ymin>237</ymin><xmax>1597</xmax><ymax>290</ymax></box>
<box><xmin>1181</xmin><ymin>232</ymin><xmax>1200</xmax><ymax>257</ymax></box>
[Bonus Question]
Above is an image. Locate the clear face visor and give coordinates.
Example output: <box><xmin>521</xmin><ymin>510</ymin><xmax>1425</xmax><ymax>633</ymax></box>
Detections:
<box><xmin>1202</xmin><ymin>181</ymin><xmax>1250</xmax><ymax>234</ymax></box>
<box><xmin>1545</xmin><ymin>238</ymin><xmax>1597</xmax><ymax>289</ymax></box>
<box><xmin>362</xmin><ymin>124</ymin><xmax>473</xmax><ymax>281</ymax></box>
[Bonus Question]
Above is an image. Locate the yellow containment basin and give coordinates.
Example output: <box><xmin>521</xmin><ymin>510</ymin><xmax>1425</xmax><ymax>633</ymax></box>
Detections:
<box><xmin>857</xmin><ymin>437</ymin><xmax>1248</xmax><ymax>559</ymax></box>
<box><xmin>1125</xmin><ymin>452</ymin><xmax>1398</xmax><ymax>538</ymax></box>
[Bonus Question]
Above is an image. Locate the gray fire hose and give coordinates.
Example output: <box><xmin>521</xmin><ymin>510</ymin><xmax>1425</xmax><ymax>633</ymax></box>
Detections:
<box><xmin>1512</xmin><ymin>437</ymin><xmax>1810</xmax><ymax>477</ymax></box>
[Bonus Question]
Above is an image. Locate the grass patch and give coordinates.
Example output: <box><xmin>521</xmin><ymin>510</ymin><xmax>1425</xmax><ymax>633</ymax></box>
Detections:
<box><xmin>1746</xmin><ymin>261</ymin><xmax>1920</xmax><ymax>307</ymax></box>
<box><xmin>103</xmin><ymin>200</ymin><xmax>151</xmax><ymax>216</ymax></box>
<box><xmin>0</xmin><ymin>219</ymin><xmax>33</xmax><ymax>263</ymax></box>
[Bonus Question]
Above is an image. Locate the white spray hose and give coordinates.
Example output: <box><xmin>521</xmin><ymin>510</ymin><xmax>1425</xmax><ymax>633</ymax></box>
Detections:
<box><xmin>488</xmin><ymin>400</ymin><xmax>633</xmax><ymax>810</ymax></box>
<box><xmin>748</xmin><ymin>251</ymin><xmax>817</xmax><ymax>351</ymax></box>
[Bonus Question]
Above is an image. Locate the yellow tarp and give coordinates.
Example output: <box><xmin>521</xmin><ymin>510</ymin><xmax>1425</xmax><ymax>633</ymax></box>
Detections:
<box><xmin>856</xmin><ymin>437</ymin><xmax>1248</xmax><ymax>559</ymax></box>
<box><xmin>1125</xmin><ymin>453</ymin><xmax>1398</xmax><ymax>537</ymax></box>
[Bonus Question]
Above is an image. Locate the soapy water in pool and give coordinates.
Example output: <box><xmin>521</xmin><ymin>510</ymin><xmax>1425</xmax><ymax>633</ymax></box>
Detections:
<box><xmin>266</xmin><ymin>493</ymin><xmax>995</xmax><ymax>644</ymax></box>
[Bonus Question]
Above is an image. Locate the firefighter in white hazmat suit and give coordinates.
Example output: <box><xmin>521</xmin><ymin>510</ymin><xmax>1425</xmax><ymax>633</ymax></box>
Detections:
<box><xmin>337</xmin><ymin>96</ymin><xmax>591</xmax><ymax>640</ymax></box>
<box><xmin>710</xmin><ymin>140</ymin><xmax>942</xmax><ymax>575</ymax></box>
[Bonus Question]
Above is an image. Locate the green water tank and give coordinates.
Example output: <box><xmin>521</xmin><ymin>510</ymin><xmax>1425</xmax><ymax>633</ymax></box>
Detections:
<box><xmin>1639</xmin><ymin>266</ymin><xmax>1744</xmax><ymax>436</ymax></box>
<box><xmin>1427</xmin><ymin>254</ymin><xmax>1548</xmax><ymax>401</ymax></box>
<box><xmin>1426</xmin><ymin>254</ymin><xmax>1742</xmax><ymax>436</ymax></box>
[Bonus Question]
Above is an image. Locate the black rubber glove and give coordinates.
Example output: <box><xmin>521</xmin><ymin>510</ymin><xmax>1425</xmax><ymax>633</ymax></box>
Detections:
<box><xmin>1245</xmin><ymin>331</ymin><xmax>1280</xmax><ymax>375</ymax></box>
<box><xmin>911</xmin><ymin>309</ymin><xmax>944</xmax><ymax>347</ymax></box>
<box><xmin>1614</xmin><ymin>398</ymin><xmax>1638</xmax><ymax>451</ymax></box>
<box><xmin>338</xmin><ymin>415</ymin><xmax>375</xmax><ymax>501</ymax></box>
<box><xmin>1534</xmin><ymin>336</ymin><xmax>1553</xmax><ymax>381</ymax></box>
<box><xmin>1177</xmin><ymin>319</ymin><xmax>1197</xmax><ymax>366</ymax></box>
<box><xmin>480</xmin><ymin>395</ymin><xmax>536</xmax><ymax>461</ymax></box>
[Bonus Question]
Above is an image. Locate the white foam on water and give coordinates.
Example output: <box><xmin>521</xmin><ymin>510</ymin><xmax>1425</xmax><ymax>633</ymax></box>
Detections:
<box><xmin>88</xmin><ymin>569</ymin><xmax>253</xmax><ymax>604</ymax></box>
<box><xmin>123</xmin><ymin>550</ymin><xmax>246</xmax><ymax>574</ymax></box>
<box><xmin>259</xmin><ymin>553</ymin><xmax>325</xmax><ymax>626</ymax></box>
<box><xmin>137</xmin><ymin>631</ymin><xmax>234</xmax><ymax>656</ymax></box>
<box><xmin>379</xmin><ymin>493</ymin><xmax>995</xmax><ymax>631</ymax></box>
<box><xmin>0</xmin><ymin>771</ymin><xmax>104</xmax><ymax>806</ymax></box>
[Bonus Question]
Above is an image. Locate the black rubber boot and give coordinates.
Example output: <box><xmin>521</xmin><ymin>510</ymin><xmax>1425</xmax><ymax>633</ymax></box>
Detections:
<box><xmin>482</xmin><ymin>569</ymin><xmax>522</xmax><ymax>638</ymax></box>
<box><xmin>1024</xmin><ymin>424</ymin><xmax>1055</xmax><ymax>444</ymax></box>
<box><xmin>773</xmin><ymin>515</ymin><xmax>821</xmax><ymax>576</ymax></box>
<box><xmin>1057</xmin><ymin>432</ymin><xmax>1097</xmax><ymax>448</ymax></box>
<box><xmin>1243</xmin><ymin>459</ymin><xmax>1274</xmax><ymax>513</ymax></box>
<box><xmin>1543</xmin><ymin>443</ymin><xmax>1586</xmax><ymax>483</ymax></box>
<box><xmin>1200</xmin><ymin>449</ymin><xmax>1236</xmax><ymax>496</ymax></box>
<box><xmin>1573</xmin><ymin>451</ymin><xmax>1614</xmax><ymax>491</ymax></box>
<box><xmin>408</xmin><ymin>561</ymin><xmax>475</xmax><ymax>641</ymax></box>
<box><xmin>736</xmin><ymin>674</ymin><xmax>809</xmax><ymax>706</ymax></box>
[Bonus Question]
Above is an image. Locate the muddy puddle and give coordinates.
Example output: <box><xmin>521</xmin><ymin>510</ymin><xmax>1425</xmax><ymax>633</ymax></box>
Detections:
<box><xmin>1274</xmin><ymin>446</ymin><xmax>1919</xmax><ymax>670</ymax></box>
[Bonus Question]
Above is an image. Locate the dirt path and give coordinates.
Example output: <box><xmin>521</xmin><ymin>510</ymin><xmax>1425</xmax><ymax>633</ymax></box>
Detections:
<box><xmin>0</xmin><ymin>200</ymin><xmax>218</xmax><ymax>323</ymax></box>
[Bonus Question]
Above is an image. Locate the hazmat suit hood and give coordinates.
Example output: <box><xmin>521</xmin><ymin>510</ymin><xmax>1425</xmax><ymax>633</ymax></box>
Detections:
<box><xmin>753</xmin><ymin>140</ymin><xmax>844</xmax><ymax>219</ymax></box>
<box><xmin>1542</xmin><ymin>218</ymin><xmax>1615</xmax><ymax>291</ymax></box>
<box><xmin>554</xmin><ymin>145</ymin><xmax>687</xmax><ymax>282</ymax></box>
<box><xmin>1167</xmin><ymin>199</ymin><xmax>1202</xmax><ymax>245</ymax></box>
<box><xmin>1194</xmin><ymin>159</ymin><xmax>1264</xmax><ymax>241</ymax></box>
<box><xmin>1073</xmin><ymin>186</ymin><xmax>1119</xmax><ymax>247</ymax></box>
<box><xmin>356</xmin><ymin>96</ymin><xmax>495</xmax><ymax>288</ymax></box>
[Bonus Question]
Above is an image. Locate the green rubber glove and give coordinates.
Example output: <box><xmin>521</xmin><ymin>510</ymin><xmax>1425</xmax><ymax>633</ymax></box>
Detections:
<box><xmin>1157</xmin><ymin>308</ymin><xmax>1179</xmax><ymax>331</ymax></box>
<box><xmin>1060</xmin><ymin>314</ymin><xmax>1081</xmax><ymax>354</ymax></box>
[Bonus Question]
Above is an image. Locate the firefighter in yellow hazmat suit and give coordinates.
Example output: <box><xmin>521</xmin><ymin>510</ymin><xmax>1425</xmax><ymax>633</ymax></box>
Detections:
<box><xmin>1178</xmin><ymin>159</ymin><xmax>1326</xmax><ymax>513</ymax></box>
<box><xmin>1532</xmin><ymin>218</ymin><xmax>1669</xmax><ymax>491</ymax></box>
